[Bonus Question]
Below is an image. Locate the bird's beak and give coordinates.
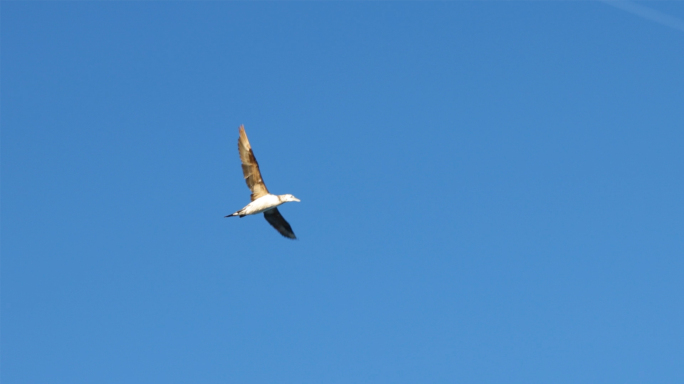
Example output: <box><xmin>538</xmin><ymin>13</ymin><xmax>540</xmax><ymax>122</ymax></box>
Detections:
<box><xmin>294</xmin><ymin>197</ymin><xmax>301</xmax><ymax>202</ymax></box>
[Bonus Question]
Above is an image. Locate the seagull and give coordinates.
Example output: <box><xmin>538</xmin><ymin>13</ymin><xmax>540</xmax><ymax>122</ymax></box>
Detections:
<box><xmin>225</xmin><ymin>125</ymin><xmax>300</xmax><ymax>239</ymax></box>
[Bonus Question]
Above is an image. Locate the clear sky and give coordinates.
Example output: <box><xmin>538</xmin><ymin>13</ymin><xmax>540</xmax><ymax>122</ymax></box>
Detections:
<box><xmin>2</xmin><ymin>2</ymin><xmax>683</xmax><ymax>383</ymax></box>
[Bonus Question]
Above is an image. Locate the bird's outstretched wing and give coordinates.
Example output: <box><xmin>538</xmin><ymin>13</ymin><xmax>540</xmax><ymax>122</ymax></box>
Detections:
<box><xmin>264</xmin><ymin>208</ymin><xmax>296</xmax><ymax>239</ymax></box>
<box><xmin>238</xmin><ymin>125</ymin><xmax>269</xmax><ymax>201</ymax></box>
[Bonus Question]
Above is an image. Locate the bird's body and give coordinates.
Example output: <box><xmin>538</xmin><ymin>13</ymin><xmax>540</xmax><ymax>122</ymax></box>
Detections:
<box><xmin>227</xmin><ymin>193</ymin><xmax>295</xmax><ymax>217</ymax></box>
<box><xmin>225</xmin><ymin>125</ymin><xmax>300</xmax><ymax>239</ymax></box>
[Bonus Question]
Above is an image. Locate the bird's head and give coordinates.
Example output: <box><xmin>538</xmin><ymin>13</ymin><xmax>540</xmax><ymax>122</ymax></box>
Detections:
<box><xmin>281</xmin><ymin>194</ymin><xmax>301</xmax><ymax>203</ymax></box>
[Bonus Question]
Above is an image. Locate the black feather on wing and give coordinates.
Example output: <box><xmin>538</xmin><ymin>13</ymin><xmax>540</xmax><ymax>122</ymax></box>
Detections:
<box><xmin>264</xmin><ymin>208</ymin><xmax>296</xmax><ymax>239</ymax></box>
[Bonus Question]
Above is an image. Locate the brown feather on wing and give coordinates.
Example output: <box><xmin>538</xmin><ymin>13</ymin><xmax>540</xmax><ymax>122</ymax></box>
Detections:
<box><xmin>264</xmin><ymin>208</ymin><xmax>296</xmax><ymax>239</ymax></box>
<box><xmin>238</xmin><ymin>125</ymin><xmax>269</xmax><ymax>201</ymax></box>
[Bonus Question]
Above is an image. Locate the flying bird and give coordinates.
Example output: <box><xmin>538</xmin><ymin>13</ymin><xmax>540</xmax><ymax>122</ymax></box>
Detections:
<box><xmin>225</xmin><ymin>125</ymin><xmax>300</xmax><ymax>239</ymax></box>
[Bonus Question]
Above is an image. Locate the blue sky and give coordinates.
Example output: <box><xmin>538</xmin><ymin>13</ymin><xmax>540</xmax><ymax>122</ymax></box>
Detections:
<box><xmin>2</xmin><ymin>2</ymin><xmax>683</xmax><ymax>383</ymax></box>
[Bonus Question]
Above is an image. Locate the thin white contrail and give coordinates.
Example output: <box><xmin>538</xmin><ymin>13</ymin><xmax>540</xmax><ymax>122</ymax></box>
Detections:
<box><xmin>601</xmin><ymin>0</ymin><xmax>684</xmax><ymax>33</ymax></box>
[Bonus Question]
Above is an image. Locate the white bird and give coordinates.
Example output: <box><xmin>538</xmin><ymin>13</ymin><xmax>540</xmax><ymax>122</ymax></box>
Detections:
<box><xmin>225</xmin><ymin>125</ymin><xmax>300</xmax><ymax>239</ymax></box>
